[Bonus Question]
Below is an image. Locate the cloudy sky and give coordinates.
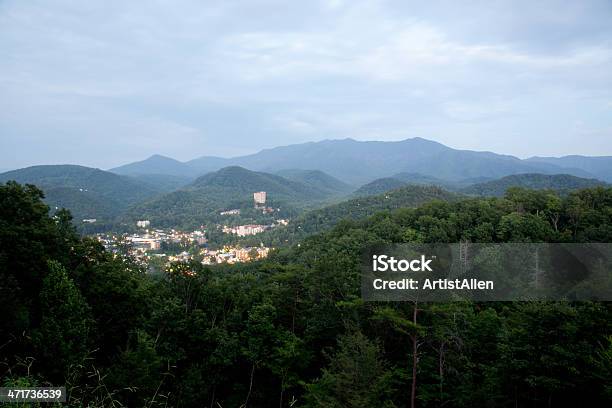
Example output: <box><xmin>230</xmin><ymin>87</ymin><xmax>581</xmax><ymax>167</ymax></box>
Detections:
<box><xmin>1</xmin><ymin>0</ymin><xmax>612</xmax><ymax>169</ymax></box>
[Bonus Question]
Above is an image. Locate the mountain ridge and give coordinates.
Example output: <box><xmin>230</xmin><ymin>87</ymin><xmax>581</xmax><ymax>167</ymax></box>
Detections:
<box><xmin>110</xmin><ymin>154</ymin><xmax>196</xmax><ymax>178</ymax></box>
<box><xmin>108</xmin><ymin>137</ymin><xmax>604</xmax><ymax>184</ymax></box>
<box><xmin>461</xmin><ymin>173</ymin><xmax>608</xmax><ymax>196</ymax></box>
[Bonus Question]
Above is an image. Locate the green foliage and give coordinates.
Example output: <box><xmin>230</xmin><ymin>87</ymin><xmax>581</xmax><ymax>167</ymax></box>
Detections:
<box><xmin>1</xmin><ymin>181</ymin><xmax>612</xmax><ymax>407</ymax></box>
<box><xmin>304</xmin><ymin>332</ymin><xmax>398</xmax><ymax>408</ymax></box>
<box><xmin>34</xmin><ymin>261</ymin><xmax>92</xmax><ymax>380</ymax></box>
<box><xmin>353</xmin><ymin>177</ymin><xmax>409</xmax><ymax>197</ymax></box>
<box><xmin>0</xmin><ymin>182</ymin><xmax>68</xmax><ymax>343</ymax></box>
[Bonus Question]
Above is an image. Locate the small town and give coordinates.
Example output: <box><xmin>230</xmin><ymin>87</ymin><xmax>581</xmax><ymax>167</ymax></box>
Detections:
<box><xmin>95</xmin><ymin>191</ymin><xmax>281</xmax><ymax>269</ymax></box>
<box><xmin>96</xmin><ymin>227</ymin><xmax>273</xmax><ymax>268</ymax></box>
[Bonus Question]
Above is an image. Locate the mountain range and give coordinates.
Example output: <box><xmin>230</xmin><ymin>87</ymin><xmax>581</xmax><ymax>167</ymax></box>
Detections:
<box><xmin>3</xmin><ymin>137</ymin><xmax>612</xmax><ymax>230</ymax></box>
<box><xmin>461</xmin><ymin>173</ymin><xmax>608</xmax><ymax>197</ymax></box>
<box><xmin>109</xmin><ymin>138</ymin><xmax>612</xmax><ymax>185</ymax></box>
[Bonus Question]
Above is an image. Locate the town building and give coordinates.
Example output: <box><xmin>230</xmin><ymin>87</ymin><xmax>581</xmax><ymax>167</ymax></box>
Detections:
<box><xmin>136</xmin><ymin>220</ymin><xmax>151</xmax><ymax>228</ymax></box>
<box><xmin>253</xmin><ymin>191</ymin><xmax>266</xmax><ymax>207</ymax></box>
<box><xmin>220</xmin><ymin>209</ymin><xmax>241</xmax><ymax>215</ymax></box>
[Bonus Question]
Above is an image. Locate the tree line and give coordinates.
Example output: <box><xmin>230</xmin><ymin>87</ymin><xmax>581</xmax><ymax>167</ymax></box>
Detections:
<box><xmin>1</xmin><ymin>181</ymin><xmax>610</xmax><ymax>407</ymax></box>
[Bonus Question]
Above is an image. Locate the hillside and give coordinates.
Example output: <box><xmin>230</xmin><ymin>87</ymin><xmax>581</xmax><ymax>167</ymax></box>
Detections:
<box><xmin>241</xmin><ymin>184</ymin><xmax>460</xmax><ymax>246</ymax></box>
<box><xmin>275</xmin><ymin>169</ymin><xmax>354</xmax><ymax>195</ymax></box>
<box><xmin>353</xmin><ymin>177</ymin><xmax>408</xmax><ymax>197</ymax></box>
<box><xmin>112</xmin><ymin>137</ymin><xmax>601</xmax><ymax>185</ymax></box>
<box><xmin>42</xmin><ymin>186</ymin><xmax>118</xmax><ymax>221</ymax></box>
<box><xmin>353</xmin><ymin>172</ymin><xmax>477</xmax><ymax>197</ymax></box>
<box><xmin>124</xmin><ymin>166</ymin><xmax>340</xmax><ymax>228</ymax></box>
<box><xmin>0</xmin><ymin>165</ymin><xmax>160</xmax><ymax>221</ymax></box>
<box><xmin>189</xmin><ymin>166</ymin><xmax>332</xmax><ymax>200</ymax></box>
<box><xmin>462</xmin><ymin>173</ymin><xmax>608</xmax><ymax>196</ymax></box>
<box><xmin>391</xmin><ymin>172</ymin><xmax>456</xmax><ymax>186</ymax></box>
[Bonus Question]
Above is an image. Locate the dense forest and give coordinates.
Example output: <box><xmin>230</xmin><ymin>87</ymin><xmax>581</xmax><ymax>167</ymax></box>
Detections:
<box><xmin>1</xmin><ymin>181</ymin><xmax>611</xmax><ymax>407</ymax></box>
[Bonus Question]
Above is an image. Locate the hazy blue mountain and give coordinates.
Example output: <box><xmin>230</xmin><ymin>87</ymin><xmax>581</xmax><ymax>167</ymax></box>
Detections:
<box><xmin>0</xmin><ymin>165</ymin><xmax>160</xmax><ymax>221</ymax></box>
<box><xmin>274</xmin><ymin>169</ymin><xmax>354</xmax><ymax>195</ymax></box>
<box><xmin>126</xmin><ymin>173</ymin><xmax>192</xmax><ymax>192</ymax></box>
<box><xmin>462</xmin><ymin>173</ymin><xmax>608</xmax><ymax>197</ymax></box>
<box><xmin>112</xmin><ymin>138</ymin><xmax>602</xmax><ymax>185</ymax></box>
<box><xmin>526</xmin><ymin>155</ymin><xmax>612</xmax><ymax>182</ymax></box>
<box><xmin>226</xmin><ymin>138</ymin><xmax>599</xmax><ymax>183</ymax></box>
<box><xmin>185</xmin><ymin>155</ymin><xmax>233</xmax><ymax>174</ymax></box>
<box><xmin>124</xmin><ymin>166</ymin><xmax>339</xmax><ymax>228</ymax></box>
<box><xmin>110</xmin><ymin>154</ymin><xmax>196</xmax><ymax>177</ymax></box>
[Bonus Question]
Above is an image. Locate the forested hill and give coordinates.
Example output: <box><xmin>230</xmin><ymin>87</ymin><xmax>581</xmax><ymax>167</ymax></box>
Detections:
<box><xmin>274</xmin><ymin>169</ymin><xmax>353</xmax><ymax>195</ymax></box>
<box><xmin>462</xmin><ymin>173</ymin><xmax>608</xmax><ymax>196</ymax></box>
<box><xmin>189</xmin><ymin>166</ymin><xmax>330</xmax><ymax>200</ymax></box>
<box><xmin>0</xmin><ymin>165</ymin><xmax>160</xmax><ymax>222</ymax></box>
<box><xmin>123</xmin><ymin>166</ymin><xmax>344</xmax><ymax>228</ymax></box>
<box><xmin>353</xmin><ymin>173</ymin><xmax>476</xmax><ymax>198</ymax></box>
<box><xmin>352</xmin><ymin>177</ymin><xmax>409</xmax><ymax>197</ymax></box>
<box><xmin>2</xmin><ymin>181</ymin><xmax>611</xmax><ymax>407</ymax></box>
<box><xmin>244</xmin><ymin>184</ymin><xmax>460</xmax><ymax>246</ymax></box>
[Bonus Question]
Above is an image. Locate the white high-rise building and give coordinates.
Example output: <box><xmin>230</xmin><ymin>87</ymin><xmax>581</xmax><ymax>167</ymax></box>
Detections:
<box><xmin>253</xmin><ymin>191</ymin><xmax>266</xmax><ymax>206</ymax></box>
<box><xmin>136</xmin><ymin>220</ymin><xmax>150</xmax><ymax>228</ymax></box>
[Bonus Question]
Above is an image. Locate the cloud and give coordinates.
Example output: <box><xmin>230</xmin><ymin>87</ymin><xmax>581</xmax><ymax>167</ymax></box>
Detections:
<box><xmin>1</xmin><ymin>0</ymin><xmax>612</xmax><ymax>168</ymax></box>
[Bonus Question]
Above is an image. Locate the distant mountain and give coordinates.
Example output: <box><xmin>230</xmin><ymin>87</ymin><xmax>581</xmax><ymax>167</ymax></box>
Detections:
<box><xmin>184</xmin><ymin>155</ymin><xmax>233</xmax><ymax>175</ymax></box>
<box><xmin>218</xmin><ymin>137</ymin><xmax>589</xmax><ymax>184</ymax></box>
<box><xmin>124</xmin><ymin>166</ymin><xmax>340</xmax><ymax>228</ymax></box>
<box><xmin>275</xmin><ymin>169</ymin><xmax>353</xmax><ymax>195</ymax></box>
<box><xmin>462</xmin><ymin>173</ymin><xmax>608</xmax><ymax>197</ymax></box>
<box><xmin>110</xmin><ymin>154</ymin><xmax>196</xmax><ymax>178</ymax></box>
<box><xmin>112</xmin><ymin>138</ymin><xmax>601</xmax><ymax>185</ymax></box>
<box><xmin>126</xmin><ymin>173</ymin><xmax>192</xmax><ymax>192</ymax></box>
<box><xmin>526</xmin><ymin>156</ymin><xmax>612</xmax><ymax>182</ymax></box>
<box><xmin>0</xmin><ymin>165</ymin><xmax>160</xmax><ymax>221</ymax></box>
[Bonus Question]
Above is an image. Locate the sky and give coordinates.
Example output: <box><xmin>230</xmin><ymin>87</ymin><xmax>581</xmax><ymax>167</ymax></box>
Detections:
<box><xmin>1</xmin><ymin>0</ymin><xmax>612</xmax><ymax>170</ymax></box>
